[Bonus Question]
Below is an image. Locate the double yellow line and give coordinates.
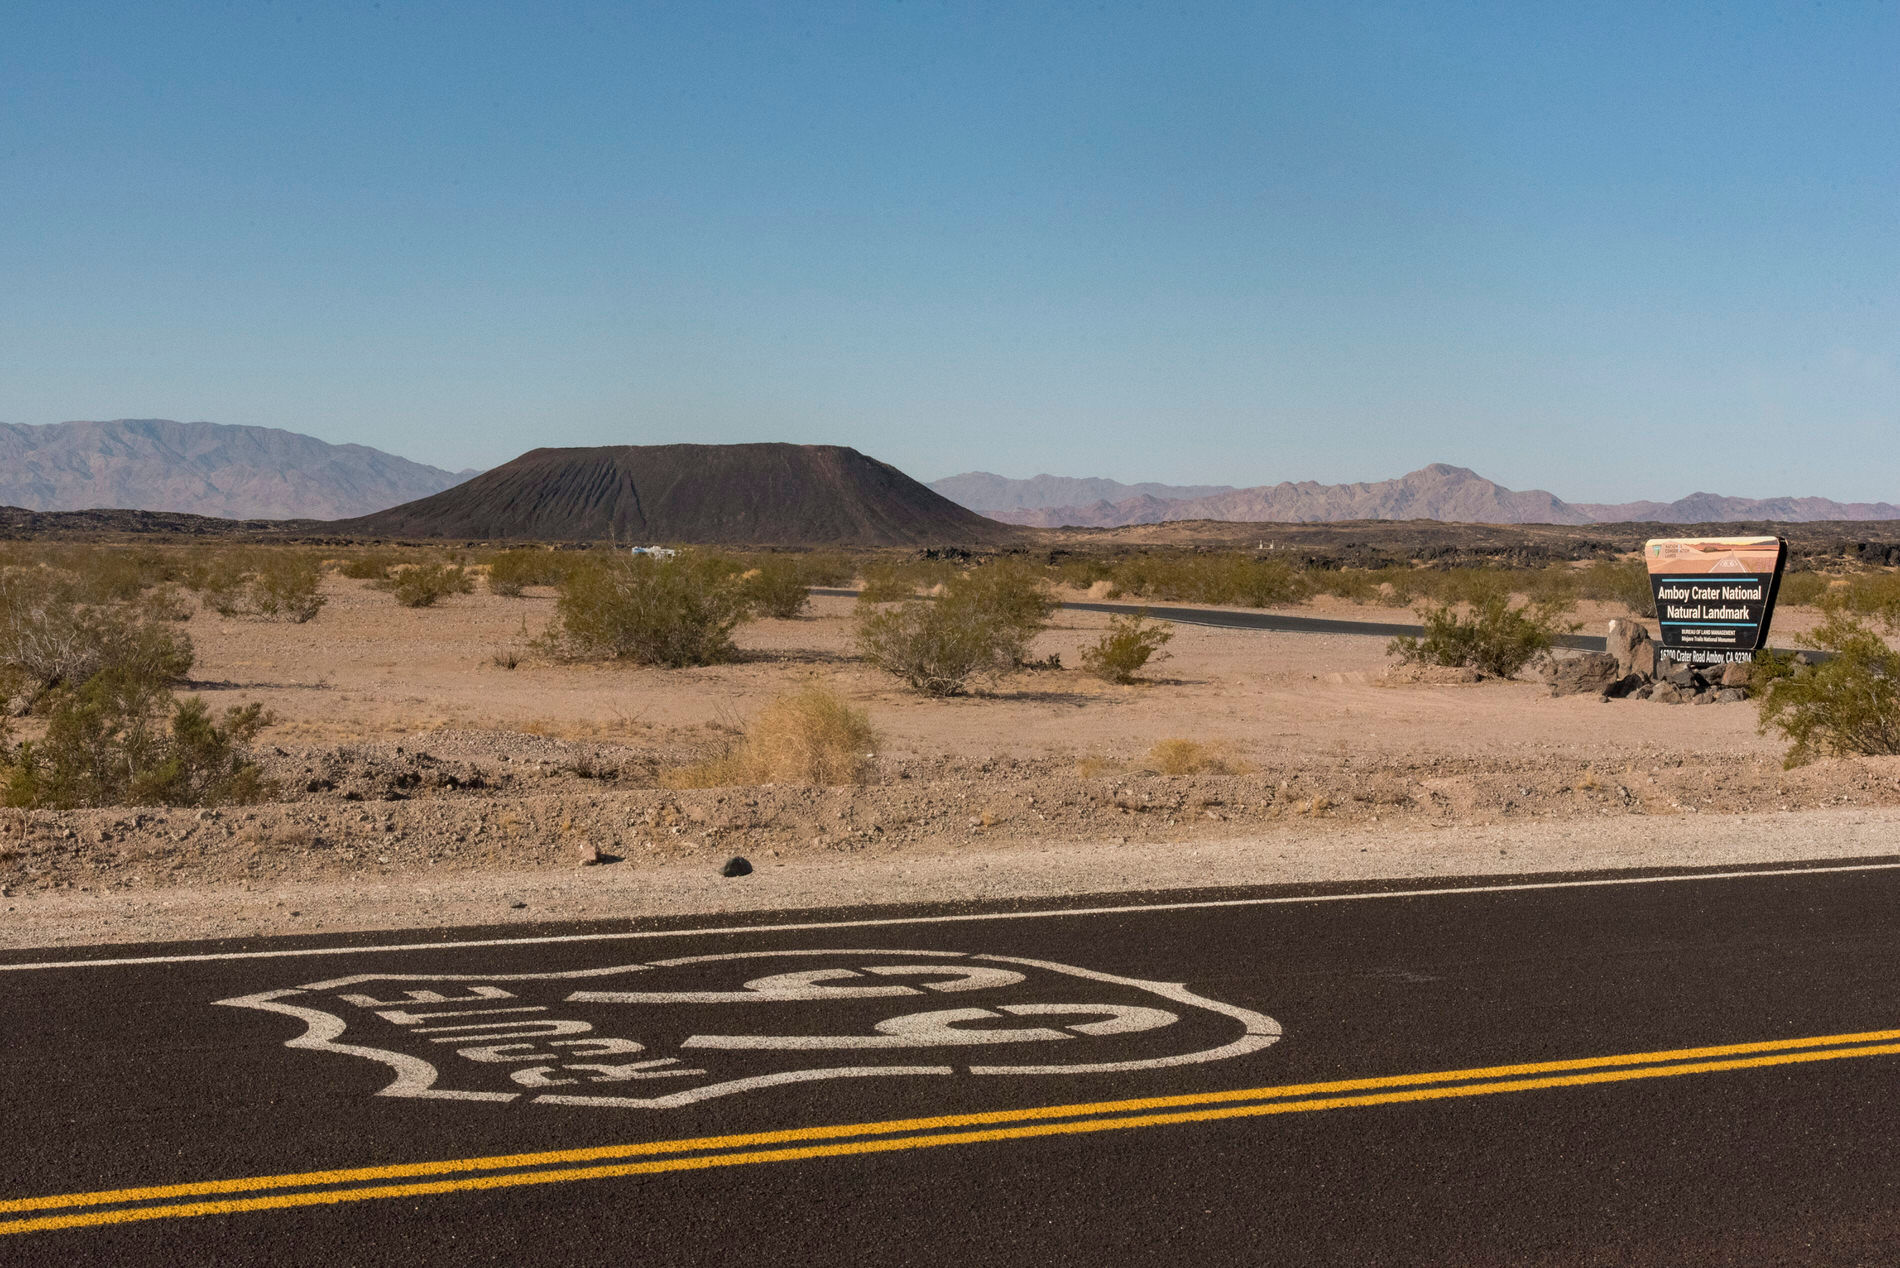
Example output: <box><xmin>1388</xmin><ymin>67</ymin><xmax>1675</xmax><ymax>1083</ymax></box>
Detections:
<box><xmin>8</xmin><ymin>1025</ymin><xmax>1900</xmax><ymax>1237</ymax></box>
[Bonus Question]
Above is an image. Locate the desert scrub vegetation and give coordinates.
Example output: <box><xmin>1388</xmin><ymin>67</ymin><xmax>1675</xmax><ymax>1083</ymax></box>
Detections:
<box><xmin>186</xmin><ymin>549</ymin><xmax>325</xmax><ymax>622</ymax></box>
<box><xmin>485</xmin><ymin>548</ymin><xmax>575</xmax><ymax>597</ymax></box>
<box><xmin>1</xmin><ymin>671</ymin><xmax>271</xmax><ymax>809</ymax></box>
<box><xmin>1081</xmin><ymin>612</ymin><xmax>1175</xmax><ymax>684</ymax></box>
<box><xmin>740</xmin><ymin>556</ymin><xmax>814</xmax><ymax>619</ymax></box>
<box><xmin>855</xmin><ymin>561</ymin><xmax>1055</xmax><ymax>696</ymax></box>
<box><xmin>336</xmin><ymin>552</ymin><xmax>399</xmax><ymax>581</ymax></box>
<box><xmin>1387</xmin><ymin>587</ymin><xmax>1576</xmax><ymax>678</ymax></box>
<box><xmin>1101</xmin><ymin>553</ymin><xmax>1310</xmax><ymax>608</ymax></box>
<box><xmin>1755</xmin><ymin>609</ymin><xmax>1900</xmax><ymax>767</ymax></box>
<box><xmin>664</xmin><ymin>684</ymin><xmax>878</xmax><ymax>788</ymax></box>
<box><xmin>545</xmin><ymin>552</ymin><xmax>751</xmax><ymax>667</ymax></box>
<box><xmin>1</xmin><ymin>567</ymin><xmax>194</xmax><ymax>707</ymax></box>
<box><xmin>379</xmin><ymin>562</ymin><xmax>474</xmax><ymax>608</ymax></box>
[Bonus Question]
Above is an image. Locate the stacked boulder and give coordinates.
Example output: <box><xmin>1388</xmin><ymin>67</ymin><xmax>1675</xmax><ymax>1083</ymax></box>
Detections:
<box><xmin>1542</xmin><ymin>619</ymin><xmax>1753</xmax><ymax>703</ymax></box>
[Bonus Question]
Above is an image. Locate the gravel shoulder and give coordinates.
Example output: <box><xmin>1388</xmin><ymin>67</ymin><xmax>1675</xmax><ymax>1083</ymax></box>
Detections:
<box><xmin>8</xmin><ymin>805</ymin><xmax>1899</xmax><ymax>950</ymax></box>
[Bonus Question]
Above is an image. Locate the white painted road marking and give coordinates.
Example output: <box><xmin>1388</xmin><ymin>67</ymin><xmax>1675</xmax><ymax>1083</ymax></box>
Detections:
<box><xmin>8</xmin><ymin>858</ymin><xmax>1900</xmax><ymax>972</ymax></box>
<box><xmin>215</xmin><ymin>949</ymin><xmax>1282</xmax><ymax>1109</ymax></box>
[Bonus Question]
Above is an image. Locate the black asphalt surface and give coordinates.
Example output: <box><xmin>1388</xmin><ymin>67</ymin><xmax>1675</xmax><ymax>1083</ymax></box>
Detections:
<box><xmin>812</xmin><ymin>588</ymin><xmax>1614</xmax><ymax>649</ymax></box>
<box><xmin>9</xmin><ymin>859</ymin><xmax>1900</xmax><ymax>1265</ymax></box>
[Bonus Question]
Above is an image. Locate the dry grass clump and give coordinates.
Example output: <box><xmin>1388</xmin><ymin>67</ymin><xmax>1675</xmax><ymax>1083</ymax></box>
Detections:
<box><xmin>1146</xmin><ymin>738</ymin><xmax>1252</xmax><ymax>776</ymax></box>
<box><xmin>664</xmin><ymin>684</ymin><xmax>878</xmax><ymax>788</ymax></box>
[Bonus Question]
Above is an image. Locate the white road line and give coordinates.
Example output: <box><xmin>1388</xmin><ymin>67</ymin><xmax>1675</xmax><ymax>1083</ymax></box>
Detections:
<box><xmin>5</xmin><ymin>858</ymin><xmax>1900</xmax><ymax>973</ymax></box>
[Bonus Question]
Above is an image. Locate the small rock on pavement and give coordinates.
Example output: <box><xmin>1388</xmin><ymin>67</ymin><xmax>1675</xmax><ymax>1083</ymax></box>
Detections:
<box><xmin>721</xmin><ymin>856</ymin><xmax>753</xmax><ymax>878</ymax></box>
<box><xmin>579</xmin><ymin>842</ymin><xmax>603</xmax><ymax>866</ymax></box>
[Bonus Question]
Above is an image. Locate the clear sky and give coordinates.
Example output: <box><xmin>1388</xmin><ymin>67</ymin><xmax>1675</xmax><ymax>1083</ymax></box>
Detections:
<box><xmin>3</xmin><ymin>2</ymin><xmax>1894</xmax><ymax>502</ymax></box>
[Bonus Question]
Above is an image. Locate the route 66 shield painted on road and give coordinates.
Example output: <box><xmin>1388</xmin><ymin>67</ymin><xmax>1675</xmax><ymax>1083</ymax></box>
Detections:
<box><xmin>218</xmin><ymin>948</ymin><xmax>1282</xmax><ymax>1110</ymax></box>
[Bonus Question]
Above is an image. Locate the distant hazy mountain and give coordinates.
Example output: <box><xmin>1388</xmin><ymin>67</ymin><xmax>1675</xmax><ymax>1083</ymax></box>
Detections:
<box><xmin>1571</xmin><ymin>493</ymin><xmax>1900</xmax><ymax>523</ymax></box>
<box><xmin>930</xmin><ymin>472</ymin><xmax>1237</xmax><ymax>514</ymax></box>
<box><xmin>0</xmin><ymin>419</ymin><xmax>477</xmax><ymax>520</ymax></box>
<box><xmin>943</xmin><ymin>463</ymin><xmax>1900</xmax><ymax>527</ymax></box>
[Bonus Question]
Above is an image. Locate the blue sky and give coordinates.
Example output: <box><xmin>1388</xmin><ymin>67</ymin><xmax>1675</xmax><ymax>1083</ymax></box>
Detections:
<box><xmin>2</xmin><ymin>2</ymin><xmax>1894</xmax><ymax>501</ymax></box>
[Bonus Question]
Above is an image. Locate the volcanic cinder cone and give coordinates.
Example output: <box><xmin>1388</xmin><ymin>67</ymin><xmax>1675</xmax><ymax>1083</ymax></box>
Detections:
<box><xmin>335</xmin><ymin>443</ymin><xmax>1016</xmax><ymax>546</ymax></box>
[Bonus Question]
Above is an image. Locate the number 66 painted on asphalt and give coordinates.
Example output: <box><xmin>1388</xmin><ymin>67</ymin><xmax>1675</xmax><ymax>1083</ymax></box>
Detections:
<box><xmin>679</xmin><ymin>1003</ymin><xmax>1180</xmax><ymax>1051</ymax></box>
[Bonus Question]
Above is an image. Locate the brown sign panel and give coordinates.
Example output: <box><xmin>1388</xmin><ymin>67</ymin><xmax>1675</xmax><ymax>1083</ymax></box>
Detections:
<box><xmin>1644</xmin><ymin>536</ymin><xmax>1787</xmax><ymax>663</ymax></box>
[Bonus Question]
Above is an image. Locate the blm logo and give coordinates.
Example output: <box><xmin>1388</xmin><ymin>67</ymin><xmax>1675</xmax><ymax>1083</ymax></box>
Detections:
<box><xmin>218</xmin><ymin>949</ymin><xmax>1282</xmax><ymax>1110</ymax></box>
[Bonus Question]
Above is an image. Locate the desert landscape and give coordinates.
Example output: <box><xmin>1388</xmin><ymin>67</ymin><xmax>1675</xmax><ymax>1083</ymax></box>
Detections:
<box><xmin>7</xmin><ymin>531</ymin><xmax>1899</xmax><ymax>950</ymax></box>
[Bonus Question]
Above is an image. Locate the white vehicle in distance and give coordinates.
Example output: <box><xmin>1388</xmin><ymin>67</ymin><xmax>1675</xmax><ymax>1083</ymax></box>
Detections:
<box><xmin>630</xmin><ymin>545</ymin><xmax>678</xmax><ymax>560</ymax></box>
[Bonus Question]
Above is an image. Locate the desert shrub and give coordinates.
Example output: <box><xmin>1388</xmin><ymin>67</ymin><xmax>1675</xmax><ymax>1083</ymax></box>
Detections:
<box><xmin>547</xmin><ymin>554</ymin><xmax>751</xmax><ymax>667</ymax></box>
<box><xmin>1146</xmin><ymin>738</ymin><xmax>1251</xmax><ymax>776</ymax></box>
<box><xmin>1387</xmin><ymin>588</ymin><xmax>1575</xmax><ymax>679</ymax></box>
<box><xmin>0</xmin><ymin>569</ymin><xmax>194</xmax><ymax>705</ymax></box>
<box><xmin>1575</xmin><ymin>559</ymin><xmax>1655</xmax><ymax>617</ymax></box>
<box><xmin>1081</xmin><ymin>612</ymin><xmax>1175</xmax><ymax>684</ymax></box>
<box><xmin>486</xmin><ymin>549</ymin><xmax>572</xmax><ymax>597</ymax></box>
<box><xmin>1107</xmin><ymin>553</ymin><xmax>1309</xmax><ymax>608</ymax></box>
<box><xmin>1776</xmin><ymin>571</ymin><xmax>1831</xmax><ymax>609</ymax></box>
<box><xmin>742</xmin><ymin>557</ymin><xmax>813</xmax><ymax>619</ymax></box>
<box><xmin>664</xmin><ymin>684</ymin><xmax>878</xmax><ymax>788</ymax></box>
<box><xmin>857</xmin><ymin>564</ymin><xmax>917</xmax><ymax>603</ymax></box>
<box><xmin>855</xmin><ymin>564</ymin><xmax>1054</xmax><ymax>696</ymax></box>
<box><xmin>382</xmin><ymin>563</ymin><xmax>473</xmax><ymax>608</ymax></box>
<box><xmin>797</xmin><ymin>553</ymin><xmax>856</xmax><ymax>588</ymax></box>
<box><xmin>1755</xmin><ymin>610</ymin><xmax>1900</xmax><ymax>767</ymax></box>
<box><xmin>188</xmin><ymin>550</ymin><xmax>325</xmax><ymax>622</ymax></box>
<box><xmin>1841</xmin><ymin>571</ymin><xmax>1900</xmax><ymax>630</ymax></box>
<box><xmin>1</xmin><ymin>667</ymin><xmax>270</xmax><ymax>809</ymax></box>
<box><xmin>337</xmin><ymin>553</ymin><xmax>398</xmax><ymax>581</ymax></box>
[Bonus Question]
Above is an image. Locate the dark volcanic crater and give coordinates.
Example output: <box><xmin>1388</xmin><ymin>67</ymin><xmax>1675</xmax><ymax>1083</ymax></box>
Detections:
<box><xmin>333</xmin><ymin>443</ymin><xmax>1017</xmax><ymax>546</ymax></box>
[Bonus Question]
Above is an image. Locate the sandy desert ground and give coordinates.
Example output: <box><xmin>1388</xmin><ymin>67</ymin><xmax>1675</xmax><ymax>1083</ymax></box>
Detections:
<box><xmin>5</xmin><ymin>575</ymin><xmax>1898</xmax><ymax>949</ymax></box>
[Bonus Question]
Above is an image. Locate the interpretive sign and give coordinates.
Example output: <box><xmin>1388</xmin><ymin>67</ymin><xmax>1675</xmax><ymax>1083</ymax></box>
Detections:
<box><xmin>1644</xmin><ymin>536</ymin><xmax>1786</xmax><ymax>664</ymax></box>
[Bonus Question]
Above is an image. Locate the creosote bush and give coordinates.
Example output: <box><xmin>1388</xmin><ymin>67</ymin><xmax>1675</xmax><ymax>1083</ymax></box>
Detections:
<box><xmin>1</xmin><ymin>669</ymin><xmax>270</xmax><ymax>809</ymax></box>
<box><xmin>742</xmin><ymin>557</ymin><xmax>813</xmax><ymax>619</ymax></box>
<box><xmin>336</xmin><ymin>553</ymin><xmax>399</xmax><ymax>581</ymax></box>
<box><xmin>1387</xmin><ymin>588</ymin><xmax>1575</xmax><ymax>679</ymax></box>
<box><xmin>188</xmin><ymin>550</ymin><xmax>325</xmax><ymax>622</ymax></box>
<box><xmin>547</xmin><ymin>554</ymin><xmax>751</xmax><ymax>667</ymax></box>
<box><xmin>855</xmin><ymin>563</ymin><xmax>1054</xmax><ymax>696</ymax></box>
<box><xmin>486</xmin><ymin>549</ymin><xmax>573</xmax><ymax>597</ymax></box>
<box><xmin>382</xmin><ymin>563</ymin><xmax>474</xmax><ymax>608</ymax></box>
<box><xmin>1755</xmin><ymin>609</ymin><xmax>1900</xmax><ymax>767</ymax></box>
<box><xmin>1</xmin><ymin>568</ymin><xmax>193</xmax><ymax>706</ymax></box>
<box><xmin>1081</xmin><ymin>612</ymin><xmax>1175</xmax><ymax>684</ymax></box>
<box><xmin>664</xmin><ymin>684</ymin><xmax>878</xmax><ymax>788</ymax></box>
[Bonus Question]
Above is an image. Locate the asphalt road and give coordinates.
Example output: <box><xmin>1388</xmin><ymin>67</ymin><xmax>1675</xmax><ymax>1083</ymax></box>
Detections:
<box><xmin>812</xmin><ymin>588</ymin><xmax>1614</xmax><ymax>650</ymax></box>
<box><xmin>9</xmin><ymin>858</ymin><xmax>1900</xmax><ymax>1265</ymax></box>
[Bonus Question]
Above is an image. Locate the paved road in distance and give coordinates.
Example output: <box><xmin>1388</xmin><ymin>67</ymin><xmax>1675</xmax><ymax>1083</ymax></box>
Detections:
<box><xmin>8</xmin><ymin>859</ymin><xmax>1900</xmax><ymax>1264</ymax></box>
<box><xmin>812</xmin><ymin>588</ymin><xmax>1613</xmax><ymax>649</ymax></box>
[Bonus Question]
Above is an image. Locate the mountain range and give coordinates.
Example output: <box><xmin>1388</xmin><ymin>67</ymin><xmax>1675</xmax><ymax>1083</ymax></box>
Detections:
<box><xmin>931</xmin><ymin>465</ymin><xmax>1900</xmax><ymax>526</ymax></box>
<box><xmin>0</xmin><ymin>419</ymin><xmax>475</xmax><ymax>520</ymax></box>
